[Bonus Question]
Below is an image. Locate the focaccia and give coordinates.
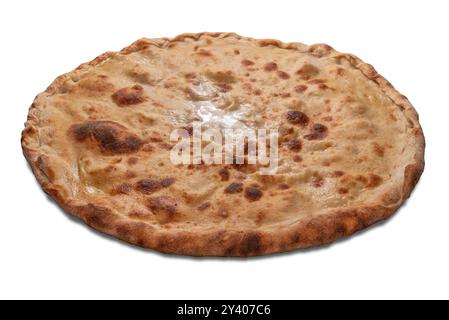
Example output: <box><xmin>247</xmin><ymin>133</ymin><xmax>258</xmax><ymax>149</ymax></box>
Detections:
<box><xmin>22</xmin><ymin>33</ymin><xmax>425</xmax><ymax>256</ymax></box>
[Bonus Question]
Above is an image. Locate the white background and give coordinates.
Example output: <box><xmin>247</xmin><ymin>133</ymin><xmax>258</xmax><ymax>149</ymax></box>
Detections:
<box><xmin>0</xmin><ymin>0</ymin><xmax>447</xmax><ymax>300</ymax></box>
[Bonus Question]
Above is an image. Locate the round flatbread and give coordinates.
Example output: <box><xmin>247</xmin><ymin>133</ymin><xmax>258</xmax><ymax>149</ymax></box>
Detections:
<box><xmin>22</xmin><ymin>33</ymin><xmax>425</xmax><ymax>257</ymax></box>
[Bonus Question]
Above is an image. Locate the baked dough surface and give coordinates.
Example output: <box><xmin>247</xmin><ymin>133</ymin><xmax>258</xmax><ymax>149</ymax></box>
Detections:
<box><xmin>22</xmin><ymin>33</ymin><xmax>425</xmax><ymax>256</ymax></box>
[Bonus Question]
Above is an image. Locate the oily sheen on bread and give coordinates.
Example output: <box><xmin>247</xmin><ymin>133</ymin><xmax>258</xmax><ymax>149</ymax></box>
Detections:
<box><xmin>22</xmin><ymin>33</ymin><xmax>425</xmax><ymax>257</ymax></box>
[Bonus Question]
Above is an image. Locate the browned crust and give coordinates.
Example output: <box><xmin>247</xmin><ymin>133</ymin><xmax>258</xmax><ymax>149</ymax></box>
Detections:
<box><xmin>21</xmin><ymin>32</ymin><xmax>425</xmax><ymax>257</ymax></box>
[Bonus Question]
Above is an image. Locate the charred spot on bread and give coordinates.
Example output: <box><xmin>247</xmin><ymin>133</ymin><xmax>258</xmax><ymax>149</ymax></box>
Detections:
<box><xmin>147</xmin><ymin>196</ymin><xmax>178</xmax><ymax>218</ymax></box>
<box><xmin>112</xmin><ymin>183</ymin><xmax>132</xmax><ymax>195</ymax></box>
<box><xmin>296</xmin><ymin>63</ymin><xmax>320</xmax><ymax>79</ymax></box>
<box><xmin>198</xmin><ymin>202</ymin><xmax>211</xmax><ymax>211</ymax></box>
<box><xmin>135</xmin><ymin>178</ymin><xmax>175</xmax><ymax>195</ymax></box>
<box><xmin>76</xmin><ymin>74</ymin><xmax>114</xmax><ymax>96</ymax></box>
<box><xmin>112</xmin><ymin>85</ymin><xmax>147</xmax><ymax>106</ymax></box>
<box><xmin>294</xmin><ymin>85</ymin><xmax>308</xmax><ymax>93</ymax></box>
<box><xmin>367</xmin><ymin>174</ymin><xmax>383</xmax><ymax>188</ymax></box>
<box><xmin>70</xmin><ymin>121</ymin><xmax>144</xmax><ymax>154</ymax></box>
<box><xmin>240</xmin><ymin>233</ymin><xmax>263</xmax><ymax>255</ymax></box>
<box><xmin>225</xmin><ymin>182</ymin><xmax>244</xmax><ymax>194</ymax></box>
<box><xmin>264</xmin><ymin>62</ymin><xmax>278</xmax><ymax>72</ymax></box>
<box><xmin>277</xmin><ymin>71</ymin><xmax>291</xmax><ymax>79</ymax></box>
<box><xmin>244</xmin><ymin>187</ymin><xmax>263</xmax><ymax>201</ymax></box>
<box><xmin>241</xmin><ymin>59</ymin><xmax>255</xmax><ymax>66</ymax></box>
<box><xmin>218</xmin><ymin>168</ymin><xmax>230</xmax><ymax>181</ymax></box>
<box><xmin>304</xmin><ymin>124</ymin><xmax>329</xmax><ymax>140</ymax></box>
<box><xmin>286</xmin><ymin>111</ymin><xmax>310</xmax><ymax>126</ymax></box>
<box><xmin>287</xmin><ymin>139</ymin><xmax>303</xmax><ymax>152</ymax></box>
<box><xmin>196</xmin><ymin>49</ymin><xmax>214</xmax><ymax>57</ymax></box>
